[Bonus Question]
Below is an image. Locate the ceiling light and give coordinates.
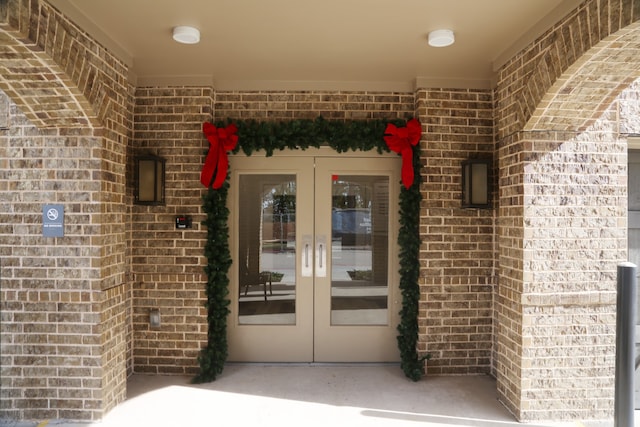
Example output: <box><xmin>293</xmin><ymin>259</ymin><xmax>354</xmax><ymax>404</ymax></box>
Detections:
<box><xmin>172</xmin><ymin>26</ymin><xmax>200</xmax><ymax>44</ymax></box>
<box><xmin>428</xmin><ymin>29</ymin><xmax>455</xmax><ymax>47</ymax></box>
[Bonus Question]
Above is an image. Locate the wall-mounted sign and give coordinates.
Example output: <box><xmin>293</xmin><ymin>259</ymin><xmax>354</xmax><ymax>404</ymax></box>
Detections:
<box><xmin>43</xmin><ymin>204</ymin><xmax>64</xmax><ymax>237</ymax></box>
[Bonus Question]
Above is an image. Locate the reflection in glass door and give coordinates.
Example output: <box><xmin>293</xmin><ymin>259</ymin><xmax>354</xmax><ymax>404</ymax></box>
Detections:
<box><xmin>330</xmin><ymin>175</ymin><xmax>389</xmax><ymax>325</ymax></box>
<box><xmin>238</xmin><ymin>175</ymin><xmax>297</xmax><ymax>325</ymax></box>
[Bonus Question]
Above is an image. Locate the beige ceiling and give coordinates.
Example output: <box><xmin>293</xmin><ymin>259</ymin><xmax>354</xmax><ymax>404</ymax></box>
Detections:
<box><xmin>48</xmin><ymin>0</ymin><xmax>583</xmax><ymax>91</ymax></box>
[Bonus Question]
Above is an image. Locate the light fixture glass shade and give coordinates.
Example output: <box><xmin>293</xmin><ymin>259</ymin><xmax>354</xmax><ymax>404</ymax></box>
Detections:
<box><xmin>135</xmin><ymin>156</ymin><xmax>165</xmax><ymax>205</ymax></box>
<box><xmin>428</xmin><ymin>29</ymin><xmax>455</xmax><ymax>47</ymax></box>
<box><xmin>149</xmin><ymin>309</ymin><xmax>161</xmax><ymax>328</ymax></box>
<box><xmin>462</xmin><ymin>159</ymin><xmax>491</xmax><ymax>208</ymax></box>
<box><xmin>173</xmin><ymin>26</ymin><xmax>200</xmax><ymax>44</ymax></box>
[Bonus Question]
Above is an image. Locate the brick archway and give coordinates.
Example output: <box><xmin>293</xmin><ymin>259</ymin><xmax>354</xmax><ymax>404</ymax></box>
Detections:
<box><xmin>1</xmin><ymin>0</ymin><xmax>130</xmax><ymax>129</ymax></box>
<box><xmin>496</xmin><ymin>1</ymin><xmax>640</xmax><ymax>139</ymax></box>
<box><xmin>0</xmin><ymin>23</ymin><xmax>99</xmax><ymax>128</ymax></box>
<box><xmin>494</xmin><ymin>1</ymin><xmax>640</xmax><ymax>422</ymax></box>
<box><xmin>1</xmin><ymin>0</ymin><xmax>131</xmax><ymax>422</ymax></box>
<box><xmin>526</xmin><ymin>22</ymin><xmax>640</xmax><ymax>133</ymax></box>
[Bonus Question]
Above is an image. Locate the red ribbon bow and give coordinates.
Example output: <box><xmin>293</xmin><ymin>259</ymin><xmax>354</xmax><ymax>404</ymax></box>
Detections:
<box><xmin>384</xmin><ymin>118</ymin><xmax>421</xmax><ymax>189</ymax></box>
<box><xmin>200</xmin><ymin>122</ymin><xmax>239</xmax><ymax>189</ymax></box>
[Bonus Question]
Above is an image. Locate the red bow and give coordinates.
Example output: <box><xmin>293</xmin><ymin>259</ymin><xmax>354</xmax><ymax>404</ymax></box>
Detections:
<box><xmin>384</xmin><ymin>118</ymin><xmax>421</xmax><ymax>189</ymax></box>
<box><xmin>201</xmin><ymin>122</ymin><xmax>239</xmax><ymax>189</ymax></box>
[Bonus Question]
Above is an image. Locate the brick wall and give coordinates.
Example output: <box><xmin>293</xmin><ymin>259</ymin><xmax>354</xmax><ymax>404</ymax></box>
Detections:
<box><xmin>495</xmin><ymin>131</ymin><xmax>526</xmax><ymax>415</ymax></box>
<box><xmin>213</xmin><ymin>88</ymin><xmax>498</xmax><ymax>375</ymax></box>
<box><xmin>620</xmin><ymin>78</ymin><xmax>640</xmax><ymax>133</ymax></box>
<box><xmin>1</xmin><ymin>0</ymin><xmax>132</xmax><ymax>421</ymax></box>
<box><xmin>131</xmin><ymin>87</ymin><xmax>213</xmax><ymax>374</ymax></box>
<box><xmin>101</xmin><ymin>284</ymin><xmax>133</xmax><ymax>414</ymax></box>
<box><xmin>129</xmin><ymin>88</ymin><xmax>419</xmax><ymax>374</ymax></box>
<box><xmin>213</xmin><ymin>91</ymin><xmax>415</xmax><ymax>121</ymax></box>
<box><xmin>416</xmin><ymin>88</ymin><xmax>496</xmax><ymax>374</ymax></box>
<box><xmin>0</xmin><ymin>90</ymin><xmax>106</xmax><ymax>421</ymax></box>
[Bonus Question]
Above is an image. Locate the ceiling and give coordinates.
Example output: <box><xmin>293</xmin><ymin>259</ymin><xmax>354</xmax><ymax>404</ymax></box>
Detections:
<box><xmin>48</xmin><ymin>0</ymin><xmax>584</xmax><ymax>92</ymax></box>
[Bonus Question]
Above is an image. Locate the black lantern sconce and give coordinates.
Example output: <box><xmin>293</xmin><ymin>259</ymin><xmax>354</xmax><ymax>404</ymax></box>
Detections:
<box><xmin>461</xmin><ymin>158</ymin><xmax>491</xmax><ymax>209</ymax></box>
<box><xmin>135</xmin><ymin>155</ymin><xmax>165</xmax><ymax>205</ymax></box>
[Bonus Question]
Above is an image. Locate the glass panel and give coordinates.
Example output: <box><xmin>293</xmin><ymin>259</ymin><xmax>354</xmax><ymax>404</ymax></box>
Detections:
<box><xmin>138</xmin><ymin>159</ymin><xmax>157</xmax><ymax>202</ymax></box>
<box><xmin>238</xmin><ymin>174</ymin><xmax>296</xmax><ymax>325</ymax></box>
<box><xmin>470</xmin><ymin>163</ymin><xmax>488</xmax><ymax>205</ymax></box>
<box><xmin>330</xmin><ymin>175</ymin><xmax>389</xmax><ymax>325</ymax></box>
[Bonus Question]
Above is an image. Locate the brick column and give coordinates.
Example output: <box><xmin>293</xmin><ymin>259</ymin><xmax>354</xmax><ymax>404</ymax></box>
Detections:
<box><xmin>130</xmin><ymin>86</ymin><xmax>213</xmax><ymax>375</ymax></box>
<box><xmin>414</xmin><ymin>87</ymin><xmax>496</xmax><ymax>375</ymax></box>
<box><xmin>497</xmin><ymin>128</ymin><xmax>626</xmax><ymax>421</ymax></box>
<box><xmin>1</xmin><ymin>2</ymin><xmax>132</xmax><ymax>420</ymax></box>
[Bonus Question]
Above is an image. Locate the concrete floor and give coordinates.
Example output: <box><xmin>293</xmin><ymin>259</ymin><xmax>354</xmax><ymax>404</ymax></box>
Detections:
<box><xmin>1</xmin><ymin>364</ymin><xmax>636</xmax><ymax>427</ymax></box>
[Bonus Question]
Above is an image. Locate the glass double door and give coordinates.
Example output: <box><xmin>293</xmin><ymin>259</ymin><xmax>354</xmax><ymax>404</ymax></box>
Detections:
<box><xmin>228</xmin><ymin>150</ymin><xmax>400</xmax><ymax>362</ymax></box>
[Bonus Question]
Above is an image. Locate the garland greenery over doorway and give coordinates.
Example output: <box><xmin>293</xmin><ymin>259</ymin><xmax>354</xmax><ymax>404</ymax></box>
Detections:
<box><xmin>193</xmin><ymin>117</ymin><xmax>425</xmax><ymax>383</ymax></box>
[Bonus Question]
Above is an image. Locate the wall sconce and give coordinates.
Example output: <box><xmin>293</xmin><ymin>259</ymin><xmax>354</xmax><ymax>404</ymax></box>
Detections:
<box><xmin>462</xmin><ymin>159</ymin><xmax>491</xmax><ymax>208</ymax></box>
<box><xmin>135</xmin><ymin>156</ymin><xmax>165</xmax><ymax>205</ymax></box>
<box><xmin>149</xmin><ymin>308</ymin><xmax>161</xmax><ymax>328</ymax></box>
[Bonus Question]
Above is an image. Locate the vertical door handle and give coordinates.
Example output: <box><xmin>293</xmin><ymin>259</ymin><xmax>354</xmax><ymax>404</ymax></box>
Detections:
<box><xmin>316</xmin><ymin>235</ymin><xmax>327</xmax><ymax>277</ymax></box>
<box><xmin>301</xmin><ymin>235</ymin><xmax>312</xmax><ymax>277</ymax></box>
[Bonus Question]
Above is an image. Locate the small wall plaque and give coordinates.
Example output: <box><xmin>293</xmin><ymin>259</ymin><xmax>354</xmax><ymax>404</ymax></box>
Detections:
<box><xmin>43</xmin><ymin>204</ymin><xmax>64</xmax><ymax>238</ymax></box>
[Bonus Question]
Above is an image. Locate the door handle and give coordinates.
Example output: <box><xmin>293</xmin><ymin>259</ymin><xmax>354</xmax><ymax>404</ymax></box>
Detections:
<box><xmin>301</xmin><ymin>235</ymin><xmax>312</xmax><ymax>277</ymax></box>
<box><xmin>315</xmin><ymin>235</ymin><xmax>327</xmax><ymax>277</ymax></box>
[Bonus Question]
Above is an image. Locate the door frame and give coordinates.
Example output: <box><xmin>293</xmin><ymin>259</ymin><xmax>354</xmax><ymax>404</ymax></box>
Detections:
<box><xmin>226</xmin><ymin>147</ymin><xmax>401</xmax><ymax>362</ymax></box>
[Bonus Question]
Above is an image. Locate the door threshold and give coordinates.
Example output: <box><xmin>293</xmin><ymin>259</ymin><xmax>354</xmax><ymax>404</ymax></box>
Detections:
<box><xmin>226</xmin><ymin>362</ymin><xmax>400</xmax><ymax>367</ymax></box>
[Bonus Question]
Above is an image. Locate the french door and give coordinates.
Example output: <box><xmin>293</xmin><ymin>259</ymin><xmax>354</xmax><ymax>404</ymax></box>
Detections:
<box><xmin>227</xmin><ymin>149</ymin><xmax>401</xmax><ymax>362</ymax></box>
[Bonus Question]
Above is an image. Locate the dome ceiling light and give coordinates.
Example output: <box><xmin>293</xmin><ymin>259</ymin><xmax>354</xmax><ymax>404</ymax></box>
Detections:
<box><xmin>172</xmin><ymin>26</ymin><xmax>200</xmax><ymax>44</ymax></box>
<box><xmin>428</xmin><ymin>29</ymin><xmax>455</xmax><ymax>47</ymax></box>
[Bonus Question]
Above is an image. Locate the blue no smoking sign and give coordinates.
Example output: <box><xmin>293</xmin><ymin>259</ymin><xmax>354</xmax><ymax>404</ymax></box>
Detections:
<box><xmin>43</xmin><ymin>204</ymin><xmax>64</xmax><ymax>237</ymax></box>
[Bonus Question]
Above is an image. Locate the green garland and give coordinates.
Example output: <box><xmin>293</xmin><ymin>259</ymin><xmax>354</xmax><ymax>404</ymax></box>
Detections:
<box><xmin>397</xmin><ymin>142</ymin><xmax>430</xmax><ymax>381</ymax></box>
<box><xmin>231</xmin><ymin>116</ymin><xmax>392</xmax><ymax>156</ymax></box>
<box><xmin>193</xmin><ymin>181</ymin><xmax>231</xmax><ymax>383</ymax></box>
<box><xmin>194</xmin><ymin>116</ymin><xmax>425</xmax><ymax>382</ymax></box>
